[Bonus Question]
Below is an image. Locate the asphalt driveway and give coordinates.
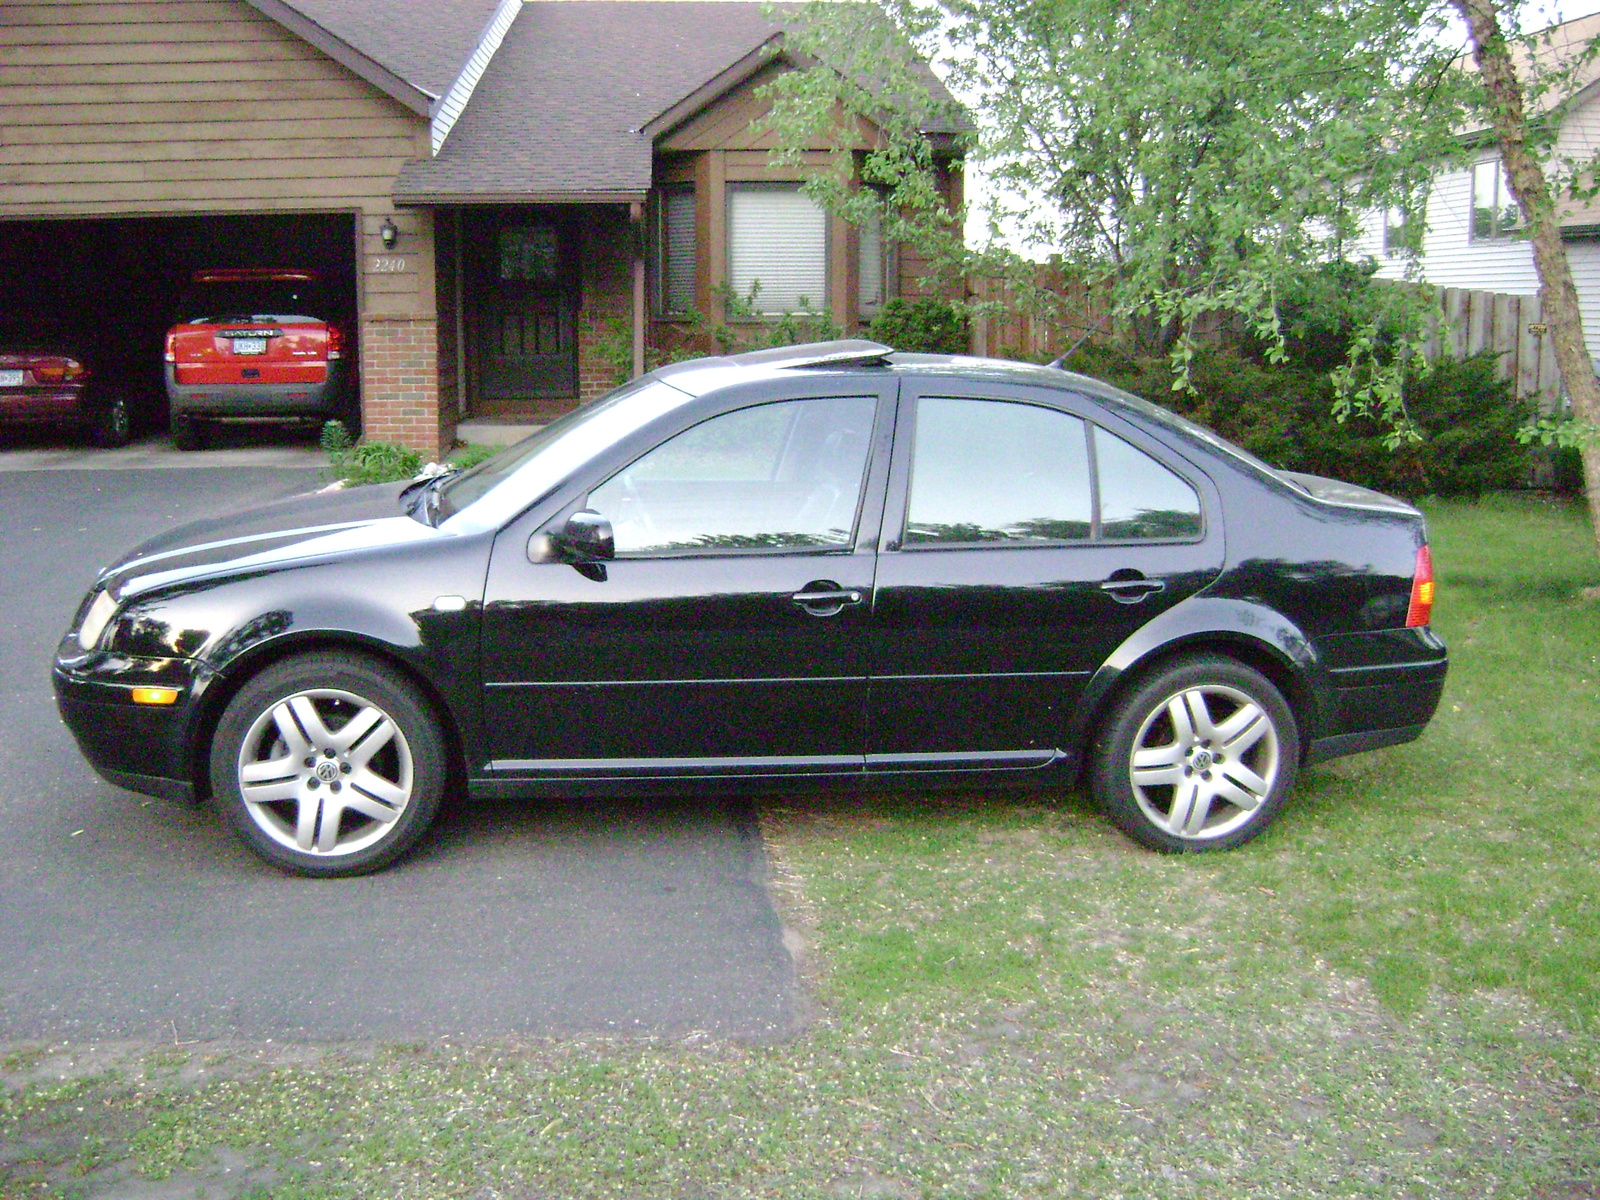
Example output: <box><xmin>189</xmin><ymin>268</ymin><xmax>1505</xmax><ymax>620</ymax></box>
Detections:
<box><xmin>0</xmin><ymin>458</ymin><xmax>801</xmax><ymax>1042</ymax></box>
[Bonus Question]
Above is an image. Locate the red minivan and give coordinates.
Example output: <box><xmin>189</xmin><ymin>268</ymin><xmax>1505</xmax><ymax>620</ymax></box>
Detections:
<box><xmin>164</xmin><ymin>269</ymin><xmax>350</xmax><ymax>450</ymax></box>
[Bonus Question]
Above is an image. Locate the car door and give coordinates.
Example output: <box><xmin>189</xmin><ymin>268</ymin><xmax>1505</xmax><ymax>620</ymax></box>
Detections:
<box><xmin>865</xmin><ymin>381</ymin><xmax>1225</xmax><ymax>774</ymax></box>
<box><xmin>479</xmin><ymin>382</ymin><xmax>896</xmax><ymax>780</ymax></box>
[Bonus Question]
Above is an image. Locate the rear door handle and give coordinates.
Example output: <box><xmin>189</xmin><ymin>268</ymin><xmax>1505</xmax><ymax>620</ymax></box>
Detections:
<box><xmin>1099</xmin><ymin>574</ymin><xmax>1166</xmax><ymax>603</ymax></box>
<box><xmin>792</xmin><ymin>581</ymin><xmax>864</xmax><ymax>616</ymax></box>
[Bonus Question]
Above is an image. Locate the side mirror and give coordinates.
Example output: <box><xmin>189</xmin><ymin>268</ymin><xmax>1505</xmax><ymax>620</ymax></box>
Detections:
<box><xmin>529</xmin><ymin>509</ymin><xmax>614</xmax><ymax>565</ymax></box>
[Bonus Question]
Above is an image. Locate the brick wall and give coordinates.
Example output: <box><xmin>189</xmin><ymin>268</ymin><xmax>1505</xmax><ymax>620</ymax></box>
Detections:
<box><xmin>576</xmin><ymin>207</ymin><xmax>635</xmax><ymax>405</ymax></box>
<box><xmin>359</xmin><ymin>314</ymin><xmax>443</xmax><ymax>460</ymax></box>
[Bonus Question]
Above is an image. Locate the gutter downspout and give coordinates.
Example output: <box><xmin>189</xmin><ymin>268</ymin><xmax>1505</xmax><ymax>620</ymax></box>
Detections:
<box><xmin>630</xmin><ymin>201</ymin><xmax>646</xmax><ymax>378</ymax></box>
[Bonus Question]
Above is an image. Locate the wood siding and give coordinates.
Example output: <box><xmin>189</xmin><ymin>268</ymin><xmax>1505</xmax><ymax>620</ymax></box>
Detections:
<box><xmin>0</xmin><ymin>0</ymin><xmax>428</xmax><ymax>219</ymax></box>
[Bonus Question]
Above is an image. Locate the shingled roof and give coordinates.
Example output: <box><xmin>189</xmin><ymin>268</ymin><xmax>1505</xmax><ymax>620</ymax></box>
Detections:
<box><xmin>249</xmin><ymin>0</ymin><xmax>505</xmax><ymax>110</ymax></box>
<box><xmin>393</xmin><ymin>2</ymin><xmax>786</xmax><ymax>203</ymax></box>
<box><xmin>391</xmin><ymin>0</ymin><xmax>964</xmax><ymax>205</ymax></box>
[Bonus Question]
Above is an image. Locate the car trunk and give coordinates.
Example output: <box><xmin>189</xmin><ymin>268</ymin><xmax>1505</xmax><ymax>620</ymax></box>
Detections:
<box><xmin>169</xmin><ymin>321</ymin><xmax>330</xmax><ymax>387</ymax></box>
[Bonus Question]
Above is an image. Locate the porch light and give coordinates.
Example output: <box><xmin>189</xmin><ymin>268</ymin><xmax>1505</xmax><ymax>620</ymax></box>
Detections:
<box><xmin>379</xmin><ymin>218</ymin><xmax>399</xmax><ymax>250</ymax></box>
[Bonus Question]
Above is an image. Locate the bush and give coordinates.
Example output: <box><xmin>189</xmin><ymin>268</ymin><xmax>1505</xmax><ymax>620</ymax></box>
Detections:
<box><xmin>323</xmin><ymin>421</ymin><xmax>503</xmax><ymax>487</ymax></box>
<box><xmin>868</xmin><ymin>296</ymin><xmax>969</xmax><ymax>355</ymax></box>
<box><xmin>1057</xmin><ymin>345</ymin><xmax>1534</xmax><ymax>499</ymax></box>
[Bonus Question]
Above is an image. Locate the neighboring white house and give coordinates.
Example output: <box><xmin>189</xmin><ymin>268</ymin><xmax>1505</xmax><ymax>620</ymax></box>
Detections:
<box><xmin>1351</xmin><ymin>12</ymin><xmax>1600</xmax><ymax>366</ymax></box>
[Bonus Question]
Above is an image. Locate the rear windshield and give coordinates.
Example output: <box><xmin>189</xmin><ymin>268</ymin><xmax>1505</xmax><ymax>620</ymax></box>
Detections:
<box><xmin>178</xmin><ymin>281</ymin><xmax>327</xmax><ymax>325</ymax></box>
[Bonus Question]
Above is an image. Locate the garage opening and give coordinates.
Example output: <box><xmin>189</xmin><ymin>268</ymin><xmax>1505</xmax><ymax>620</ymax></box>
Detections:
<box><xmin>0</xmin><ymin>213</ymin><xmax>358</xmax><ymax>442</ymax></box>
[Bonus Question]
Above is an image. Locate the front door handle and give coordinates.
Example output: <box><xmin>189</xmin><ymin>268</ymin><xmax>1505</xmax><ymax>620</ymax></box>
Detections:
<box><xmin>1099</xmin><ymin>572</ymin><xmax>1166</xmax><ymax>603</ymax></box>
<box><xmin>792</xmin><ymin>580</ymin><xmax>864</xmax><ymax>616</ymax></box>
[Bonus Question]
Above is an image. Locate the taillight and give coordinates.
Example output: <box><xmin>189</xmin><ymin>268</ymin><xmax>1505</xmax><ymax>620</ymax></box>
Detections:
<box><xmin>326</xmin><ymin>323</ymin><xmax>343</xmax><ymax>360</ymax></box>
<box><xmin>164</xmin><ymin>331</ymin><xmax>177</xmax><ymax>363</ymax></box>
<box><xmin>31</xmin><ymin>357</ymin><xmax>86</xmax><ymax>383</ymax></box>
<box><xmin>1405</xmin><ymin>544</ymin><xmax>1434</xmax><ymax>627</ymax></box>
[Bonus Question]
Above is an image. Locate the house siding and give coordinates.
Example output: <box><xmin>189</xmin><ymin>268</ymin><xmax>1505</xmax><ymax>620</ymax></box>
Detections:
<box><xmin>1364</xmin><ymin>165</ymin><xmax>1600</xmax><ymax>364</ymax></box>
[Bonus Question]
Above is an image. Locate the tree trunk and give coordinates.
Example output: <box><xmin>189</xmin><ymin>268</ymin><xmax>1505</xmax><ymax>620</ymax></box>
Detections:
<box><xmin>1453</xmin><ymin>0</ymin><xmax>1600</xmax><ymax>550</ymax></box>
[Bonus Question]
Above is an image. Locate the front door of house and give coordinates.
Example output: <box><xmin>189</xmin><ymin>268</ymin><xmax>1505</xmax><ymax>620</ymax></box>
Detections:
<box><xmin>472</xmin><ymin>216</ymin><xmax>578</xmax><ymax>406</ymax></box>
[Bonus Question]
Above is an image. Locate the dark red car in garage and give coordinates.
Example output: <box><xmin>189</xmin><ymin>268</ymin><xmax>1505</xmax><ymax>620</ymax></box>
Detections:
<box><xmin>164</xmin><ymin>268</ymin><xmax>351</xmax><ymax>450</ymax></box>
<box><xmin>0</xmin><ymin>317</ymin><xmax>136</xmax><ymax>447</ymax></box>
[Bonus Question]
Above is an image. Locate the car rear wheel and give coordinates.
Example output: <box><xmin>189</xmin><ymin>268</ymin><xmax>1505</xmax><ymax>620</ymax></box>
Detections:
<box><xmin>171</xmin><ymin>414</ymin><xmax>206</xmax><ymax>451</ymax></box>
<box><xmin>210</xmin><ymin>653</ymin><xmax>447</xmax><ymax>876</ymax></box>
<box><xmin>1090</xmin><ymin>655</ymin><xmax>1299</xmax><ymax>853</ymax></box>
<box><xmin>90</xmin><ymin>392</ymin><xmax>133</xmax><ymax>448</ymax></box>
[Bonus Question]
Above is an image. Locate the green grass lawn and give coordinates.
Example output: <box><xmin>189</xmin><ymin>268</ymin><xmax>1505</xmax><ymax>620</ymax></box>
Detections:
<box><xmin>3</xmin><ymin>495</ymin><xmax>1598</xmax><ymax>1199</ymax></box>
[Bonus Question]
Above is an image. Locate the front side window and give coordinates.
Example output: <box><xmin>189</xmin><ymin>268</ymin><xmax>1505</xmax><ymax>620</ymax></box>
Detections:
<box><xmin>727</xmin><ymin>184</ymin><xmax>828</xmax><ymax>315</ymax></box>
<box><xmin>902</xmin><ymin>397</ymin><xmax>1202</xmax><ymax>546</ymax></box>
<box><xmin>1472</xmin><ymin>160</ymin><xmax>1522</xmax><ymax>240</ymax></box>
<box><xmin>589</xmin><ymin>396</ymin><xmax>876</xmax><ymax>554</ymax></box>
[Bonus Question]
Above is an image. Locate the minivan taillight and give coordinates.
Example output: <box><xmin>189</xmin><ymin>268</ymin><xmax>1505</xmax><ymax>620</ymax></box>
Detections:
<box><xmin>164</xmin><ymin>331</ymin><xmax>177</xmax><ymax>363</ymax></box>
<box><xmin>326</xmin><ymin>323</ymin><xmax>343</xmax><ymax>360</ymax></box>
<box><xmin>1405</xmin><ymin>544</ymin><xmax>1434</xmax><ymax>627</ymax></box>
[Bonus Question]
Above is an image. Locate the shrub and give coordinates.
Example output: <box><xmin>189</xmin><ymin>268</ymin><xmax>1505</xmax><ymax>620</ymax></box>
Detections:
<box><xmin>323</xmin><ymin>418</ymin><xmax>507</xmax><ymax>487</ymax></box>
<box><xmin>1057</xmin><ymin>345</ymin><xmax>1533</xmax><ymax>499</ymax></box>
<box><xmin>868</xmin><ymin>296</ymin><xmax>969</xmax><ymax>355</ymax></box>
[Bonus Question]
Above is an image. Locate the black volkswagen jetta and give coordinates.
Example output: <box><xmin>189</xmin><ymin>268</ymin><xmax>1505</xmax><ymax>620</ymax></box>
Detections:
<box><xmin>54</xmin><ymin>341</ymin><xmax>1447</xmax><ymax>876</ymax></box>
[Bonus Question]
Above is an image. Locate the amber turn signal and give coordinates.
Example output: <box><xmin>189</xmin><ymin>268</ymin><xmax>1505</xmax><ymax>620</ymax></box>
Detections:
<box><xmin>130</xmin><ymin>687</ymin><xmax>180</xmax><ymax>706</ymax></box>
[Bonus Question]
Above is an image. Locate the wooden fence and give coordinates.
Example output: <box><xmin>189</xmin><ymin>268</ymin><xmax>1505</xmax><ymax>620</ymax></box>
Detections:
<box><xmin>966</xmin><ymin>274</ymin><xmax>1567</xmax><ymax>413</ymax></box>
<box><xmin>1425</xmin><ymin>287</ymin><xmax>1563</xmax><ymax>413</ymax></box>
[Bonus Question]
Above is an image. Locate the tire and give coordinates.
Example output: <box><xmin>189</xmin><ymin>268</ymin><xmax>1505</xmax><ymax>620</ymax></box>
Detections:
<box><xmin>209</xmin><ymin>652</ymin><xmax>447</xmax><ymax>876</ymax></box>
<box><xmin>90</xmin><ymin>392</ymin><xmax>133</xmax><ymax>448</ymax></box>
<box><xmin>171</xmin><ymin>414</ymin><xmax>206</xmax><ymax>451</ymax></box>
<box><xmin>1090</xmin><ymin>654</ymin><xmax>1300</xmax><ymax>853</ymax></box>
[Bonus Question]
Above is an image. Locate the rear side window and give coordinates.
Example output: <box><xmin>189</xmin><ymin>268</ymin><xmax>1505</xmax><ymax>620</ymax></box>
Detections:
<box><xmin>903</xmin><ymin>396</ymin><xmax>1202</xmax><ymax>547</ymax></box>
<box><xmin>1096</xmin><ymin>428</ymin><xmax>1203</xmax><ymax>539</ymax></box>
<box><xmin>905</xmin><ymin>398</ymin><xmax>1093</xmax><ymax>544</ymax></box>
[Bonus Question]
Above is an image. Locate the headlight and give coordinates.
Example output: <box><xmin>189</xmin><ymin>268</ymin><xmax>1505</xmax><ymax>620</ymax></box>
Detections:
<box><xmin>77</xmin><ymin>589</ymin><xmax>119</xmax><ymax>651</ymax></box>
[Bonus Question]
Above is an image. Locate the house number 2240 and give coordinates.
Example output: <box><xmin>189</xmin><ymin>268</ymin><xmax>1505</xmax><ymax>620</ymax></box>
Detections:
<box><xmin>370</xmin><ymin>257</ymin><xmax>408</xmax><ymax>273</ymax></box>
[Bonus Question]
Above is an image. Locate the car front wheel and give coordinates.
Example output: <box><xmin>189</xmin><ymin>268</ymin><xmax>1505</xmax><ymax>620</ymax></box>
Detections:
<box><xmin>210</xmin><ymin>653</ymin><xmax>447</xmax><ymax>876</ymax></box>
<box><xmin>1091</xmin><ymin>655</ymin><xmax>1299</xmax><ymax>853</ymax></box>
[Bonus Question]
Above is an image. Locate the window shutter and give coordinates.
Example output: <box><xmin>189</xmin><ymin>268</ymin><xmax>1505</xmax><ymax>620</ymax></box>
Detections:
<box><xmin>728</xmin><ymin>187</ymin><xmax>828</xmax><ymax>314</ymax></box>
<box><xmin>662</xmin><ymin>189</ymin><xmax>696</xmax><ymax>314</ymax></box>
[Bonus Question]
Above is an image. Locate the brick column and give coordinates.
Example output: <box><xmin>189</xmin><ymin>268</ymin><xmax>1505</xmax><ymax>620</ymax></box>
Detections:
<box><xmin>360</xmin><ymin>314</ymin><xmax>443</xmax><ymax>460</ymax></box>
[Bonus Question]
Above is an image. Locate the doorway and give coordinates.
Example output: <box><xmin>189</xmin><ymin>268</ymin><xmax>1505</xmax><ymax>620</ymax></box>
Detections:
<box><xmin>465</xmin><ymin>210</ymin><xmax>579</xmax><ymax>414</ymax></box>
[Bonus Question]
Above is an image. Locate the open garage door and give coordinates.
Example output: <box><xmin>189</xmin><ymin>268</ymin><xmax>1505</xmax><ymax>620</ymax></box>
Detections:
<box><xmin>0</xmin><ymin>213</ymin><xmax>357</xmax><ymax>444</ymax></box>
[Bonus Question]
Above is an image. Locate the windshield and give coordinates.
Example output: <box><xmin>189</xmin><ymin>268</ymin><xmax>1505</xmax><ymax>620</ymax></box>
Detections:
<box><xmin>436</xmin><ymin>376</ymin><xmax>695</xmax><ymax>530</ymax></box>
<box><xmin>179</xmin><ymin>282</ymin><xmax>327</xmax><ymax>324</ymax></box>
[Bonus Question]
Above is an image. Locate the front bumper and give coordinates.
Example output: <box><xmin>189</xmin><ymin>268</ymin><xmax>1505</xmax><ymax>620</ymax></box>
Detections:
<box><xmin>53</xmin><ymin>643</ymin><xmax>218</xmax><ymax>802</ymax></box>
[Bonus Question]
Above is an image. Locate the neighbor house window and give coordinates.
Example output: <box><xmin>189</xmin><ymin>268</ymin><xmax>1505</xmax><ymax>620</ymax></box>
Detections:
<box><xmin>1383</xmin><ymin>206</ymin><xmax>1423</xmax><ymax>256</ymax></box>
<box><xmin>659</xmin><ymin>186</ymin><xmax>696</xmax><ymax>315</ymax></box>
<box><xmin>1472</xmin><ymin>160</ymin><xmax>1522</xmax><ymax>240</ymax></box>
<box><xmin>857</xmin><ymin>202</ymin><xmax>895</xmax><ymax>315</ymax></box>
<box><xmin>727</xmin><ymin>184</ymin><xmax>828</xmax><ymax>315</ymax></box>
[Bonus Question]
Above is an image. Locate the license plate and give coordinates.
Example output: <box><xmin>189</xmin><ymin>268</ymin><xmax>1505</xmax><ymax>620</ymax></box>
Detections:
<box><xmin>0</xmin><ymin>369</ymin><xmax>24</xmax><ymax>386</ymax></box>
<box><xmin>232</xmin><ymin>337</ymin><xmax>268</xmax><ymax>355</ymax></box>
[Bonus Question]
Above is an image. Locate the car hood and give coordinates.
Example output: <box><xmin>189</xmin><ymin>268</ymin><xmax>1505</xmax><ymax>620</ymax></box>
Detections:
<box><xmin>101</xmin><ymin>480</ymin><xmax>444</xmax><ymax>599</ymax></box>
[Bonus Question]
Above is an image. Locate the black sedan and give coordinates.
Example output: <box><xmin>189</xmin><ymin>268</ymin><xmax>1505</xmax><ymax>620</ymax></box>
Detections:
<box><xmin>54</xmin><ymin>341</ymin><xmax>1447</xmax><ymax>875</ymax></box>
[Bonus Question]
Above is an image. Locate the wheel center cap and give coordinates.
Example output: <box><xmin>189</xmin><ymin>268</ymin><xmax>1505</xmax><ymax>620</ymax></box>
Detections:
<box><xmin>314</xmin><ymin>760</ymin><xmax>341</xmax><ymax>782</ymax></box>
<box><xmin>1191</xmin><ymin>748</ymin><xmax>1214</xmax><ymax>771</ymax></box>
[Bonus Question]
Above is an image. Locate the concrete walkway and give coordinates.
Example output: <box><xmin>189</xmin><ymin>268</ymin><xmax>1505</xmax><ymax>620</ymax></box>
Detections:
<box><xmin>0</xmin><ymin>433</ymin><xmax>325</xmax><ymax>472</ymax></box>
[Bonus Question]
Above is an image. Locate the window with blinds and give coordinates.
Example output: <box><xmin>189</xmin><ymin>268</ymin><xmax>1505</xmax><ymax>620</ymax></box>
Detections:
<box><xmin>858</xmin><ymin>204</ymin><xmax>886</xmax><ymax>314</ymax></box>
<box><xmin>727</xmin><ymin>185</ymin><xmax>828</xmax><ymax>315</ymax></box>
<box><xmin>659</xmin><ymin>187</ymin><xmax>696</xmax><ymax>314</ymax></box>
